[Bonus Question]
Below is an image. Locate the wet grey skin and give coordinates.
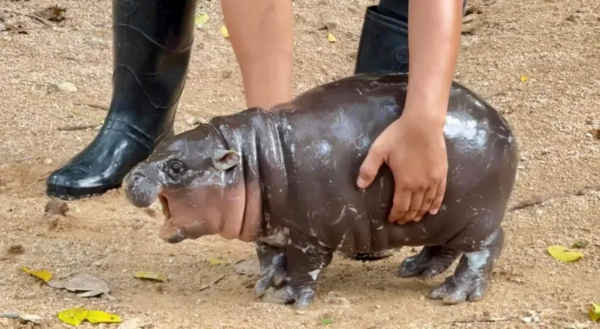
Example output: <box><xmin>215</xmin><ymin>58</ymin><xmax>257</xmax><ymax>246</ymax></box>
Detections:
<box><xmin>123</xmin><ymin>72</ymin><xmax>519</xmax><ymax>309</ymax></box>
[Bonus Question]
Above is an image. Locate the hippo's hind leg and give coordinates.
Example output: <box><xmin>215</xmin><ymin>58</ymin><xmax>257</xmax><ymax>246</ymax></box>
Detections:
<box><xmin>262</xmin><ymin>232</ymin><xmax>334</xmax><ymax>309</ymax></box>
<box><xmin>398</xmin><ymin>246</ymin><xmax>461</xmax><ymax>279</ymax></box>
<box><xmin>253</xmin><ymin>241</ymin><xmax>287</xmax><ymax>297</ymax></box>
<box><xmin>430</xmin><ymin>227</ymin><xmax>505</xmax><ymax>305</ymax></box>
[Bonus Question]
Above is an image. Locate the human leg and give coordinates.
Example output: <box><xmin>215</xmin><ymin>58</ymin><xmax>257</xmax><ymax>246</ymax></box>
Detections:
<box><xmin>222</xmin><ymin>0</ymin><xmax>294</xmax><ymax>110</ymax></box>
<box><xmin>47</xmin><ymin>0</ymin><xmax>197</xmax><ymax>199</ymax></box>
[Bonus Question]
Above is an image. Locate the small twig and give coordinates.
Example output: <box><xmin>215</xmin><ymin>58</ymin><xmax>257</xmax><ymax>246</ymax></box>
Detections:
<box><xmin>198</xmin><ymin>275</ymin><xmax>225</xmax><ymax>291</ymax></box>
<box><xmin>2</xmin><ymin>9</ymin><xmax>53</xmax><ymax>27</ymax></box>
<box><xmin>57</xmin><ymin>124</ymin><xmax>100</xmax><ymax>132</ymax></box>
<box><xmin>450</xmin><ymin>316</ymin><xmax>516</xmax><ymax>325</ymax></box>
<box><xmin>462</xmin><ymin>14</ymin><xmax>477</xmax><ymax>25</ymax></box>
<box><xmin>73</xmin><ymin>102</ymin><xmax>109</xmax><ymax>111</ymax></box>
<box><xmin>509</xmin><ymin>184</ymin><xmax>600</xmax><ymax>212</ymax></box>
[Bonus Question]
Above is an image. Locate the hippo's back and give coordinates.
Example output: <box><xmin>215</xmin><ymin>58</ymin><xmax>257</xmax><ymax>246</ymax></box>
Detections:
<box><xmin>265</xmin><ymin>73</ymin><xmax>518</xmax><ymax>253</ymax></box>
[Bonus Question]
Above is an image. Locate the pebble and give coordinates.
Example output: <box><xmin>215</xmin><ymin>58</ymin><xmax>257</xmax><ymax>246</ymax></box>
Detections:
<box><xmin>52</xmin><ymin>81</ymin><xmax>78</xmax><ymax>93</ymax></box>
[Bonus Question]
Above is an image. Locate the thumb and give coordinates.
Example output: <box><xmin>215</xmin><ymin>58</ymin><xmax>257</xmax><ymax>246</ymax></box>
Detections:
<box><xmin>357</xmin><ymin>149</ymin><xmax>384</xmax><ymax>189</ymax></box>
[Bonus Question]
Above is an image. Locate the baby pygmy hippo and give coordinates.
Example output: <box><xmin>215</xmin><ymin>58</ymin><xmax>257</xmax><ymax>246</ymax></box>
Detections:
<box><xmin>124</xmin><ymin>72</ymin><xmax>519</xmax><ymax>309</ymax></box>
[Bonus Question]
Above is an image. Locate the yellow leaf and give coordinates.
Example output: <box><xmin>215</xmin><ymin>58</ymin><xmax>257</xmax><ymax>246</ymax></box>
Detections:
<box><xmin>208</xmin><ymin>257</ymin><xmax>223</xmax><ymax>266</ymax></box>
<box><xmin>85</xmin><ymin>310</ymin><xmax>122</xmax><ymax>324</ymax></box>
<box><xmin>195</xmin><ymin>13</ymin><xmax>209</xmax><ymax>27</ymax></box>
<box><xmin>57</xmin><ymin>308</ymin><xmax>88</xmax><ymax>326</ymax></box>
<box><xmin>327</xmin><ymin>31</ymin><xmax>337</xmax><ymax>43</ymax></box>
<box><xmin>221</xmin><ymin>25</ymin><xmax>229</xmax><ymax>38</ymax></box>
<box><xmin>520</xmin><ymin>75</ymin><xmax>529</xmax><ymax>82</ymax></box>
<box><xmin>134</xmin><ymin>271</ymin><xmax>168</xmax><ymax>282</ymax></box>
<box><xmin>589</xmin><ymin>302</ymin><xmax>600</xmax><ymax>321</ymax></box>
<box><xmin>22</xmin><ymin>267</ymin><xmax>52</xmax><ymax>283</ymax></box>
<box><xmin>547</xmin><ymin>245</ymin><xmax>584</xmax><ymax>262</ymax></box>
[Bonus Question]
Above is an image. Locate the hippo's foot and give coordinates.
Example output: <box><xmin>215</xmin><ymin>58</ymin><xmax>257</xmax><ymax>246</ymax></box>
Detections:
<box><xmin>260</xmin><ymin>233</ymin><xmax>334</xmax><ymax>309</ymax></box>
<box><xmin>254</xmin><ymin>242</ymin><xmax>287</xmax><ymax>297</ymax></box>
<box><xmin>430</xmin><ymin>227</ymin><xmax>505</xmax><ymax>305</ymax></box>
<box><xmin>398</xmin><ymin>246</ymin><xmax>461</xmax><ymax>279</ymax></box>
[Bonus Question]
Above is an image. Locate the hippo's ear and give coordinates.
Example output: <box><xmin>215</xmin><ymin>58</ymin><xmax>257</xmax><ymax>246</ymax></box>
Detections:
<box><xmin>213</xmin><ymin>149</ymin><xmax>241</xmax><ymax>171</ymax></box>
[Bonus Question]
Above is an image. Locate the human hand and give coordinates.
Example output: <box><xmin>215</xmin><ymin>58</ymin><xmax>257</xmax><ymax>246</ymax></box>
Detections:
<box><xmin>356</xmin><ymin>109</ymin><xmax>448</xmax><ymax>224</ymax></box>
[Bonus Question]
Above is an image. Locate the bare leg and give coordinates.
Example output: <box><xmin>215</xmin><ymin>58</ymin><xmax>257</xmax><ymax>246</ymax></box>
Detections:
<box><xmin>221</xmin><ymin>0</ymin><xmax>294</xmax><ymax>110</ymax></box>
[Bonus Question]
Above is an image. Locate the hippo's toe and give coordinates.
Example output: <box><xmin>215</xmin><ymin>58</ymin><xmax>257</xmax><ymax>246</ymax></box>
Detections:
<box><xmin>261</xmin><ymin>285</ymin><xmax>315</xmax><ymax>309</ymax></box>
<box><xmin>429</xmin><ymin>273</ymin><xmax>489</xmax><ymax>305</ymax></box>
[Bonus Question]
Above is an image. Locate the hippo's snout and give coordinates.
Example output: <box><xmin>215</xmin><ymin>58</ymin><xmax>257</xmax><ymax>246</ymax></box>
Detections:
<box><xmin>123</xmin><ymin>169</ymin><xmax>162</xmax><ymax>208</ymax></box>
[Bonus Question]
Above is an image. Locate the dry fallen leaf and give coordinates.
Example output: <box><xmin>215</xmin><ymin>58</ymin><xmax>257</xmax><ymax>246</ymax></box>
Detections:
<box><xmin>195</xmin><ymin>13</ymin><xmax>209</xmax><ymax>28</ymax></box>
<box><xmin>0</xmin><ymin>313</ymin><xmax>43</xmax><ymax>325</ymax></box>
<box><xmin>233</xmin><ymin>259</ymin><xmax>261</xmax><ymax>277</ymax></box>
<box><xmin>134</xmin><ymin>271</ymin><xmax>168</xmax><ymax>282</ymax></box>
<box><xmin>520</xmin><ymin>75</ymin><xmax>530</xmax><ymax>82</ymax></box>
<box><xmin>589</xmin><ymin>302</ymin><xmax>600</xmax><ymax>321</ymax></box>
<box><xmin>221</xmin><ymin>25</ymin><xmax>229</xmax><ymax>38</ymax></box>
<box><xmin>327</xmin><ymin>31</ymin><xmax>337</xmax><ymax>43</ymax></box>
<box><xmin>48</xmin><ymin>273</ymin><xmax>113</xmax><ymax>299</ymax></box>
<box><xmin>22</xmin><ymin>267</ymin><xmax>52</xmax><ymax>282</ymax></box>
<box><xmin>547</xmin><ymin>245</ymin><xmax>584</xmax><ymax>262</ymax></box>
<box><xmin>33</xmin><ymin>5</ymin><xmax>67</xmax><ymax>23</ymax></box>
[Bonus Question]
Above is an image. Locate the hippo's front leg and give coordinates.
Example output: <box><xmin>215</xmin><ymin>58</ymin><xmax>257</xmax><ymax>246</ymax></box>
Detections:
<box><xmin>254</xmin><ymin>241</ymin><xmax>287</xmax><ymax>296</ymax></box>
<box><xmin>262</xmin><ymin>232</ymin><xmax>334</xmax><ymax>309</ymax></box>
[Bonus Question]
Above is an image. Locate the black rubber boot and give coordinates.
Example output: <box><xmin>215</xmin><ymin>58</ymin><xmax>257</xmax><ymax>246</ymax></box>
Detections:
<box><xmin>354</xmin><ymin>4</ymin><xmax>410</xmax><ymax>75</ymax></box>
<box><xmin>47</xmin><ymin>0</ymin><xmax>197</xmax><ymax>199</ymax></box>
<box><xmin>354</xmin><ymin>1</ymin><xmax>467</xmax><ymax>74</ymax></box>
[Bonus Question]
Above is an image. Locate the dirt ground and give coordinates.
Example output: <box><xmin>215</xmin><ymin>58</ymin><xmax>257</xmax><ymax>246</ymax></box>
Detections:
<box><xmin>1</xmin><ymin>0</ymin><xmax>599</xmax><ymax>328</ymax></box>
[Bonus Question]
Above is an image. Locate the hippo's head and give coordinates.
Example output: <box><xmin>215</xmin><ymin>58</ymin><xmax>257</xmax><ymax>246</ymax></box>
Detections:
<box><xmin>123</xmin><ymin>123</ymin><xmax>242</xmax><ymax>244</ymax></box>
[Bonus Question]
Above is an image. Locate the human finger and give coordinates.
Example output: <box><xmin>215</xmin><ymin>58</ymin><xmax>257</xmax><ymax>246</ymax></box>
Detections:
<box><xmin>415</xmin><ymin>185</ymin><xmax>438</xmax><ymax>219</ymax></box>
<box><xmin>429</xmin><ymin>176</ymin><xmax>447</xmax><ymax>215</ymax></box>
<box><xmin>357</xmin><ymin>148</ymin><xmax>384</xmax><ymax>189</ymax></box>
<box><xmin>389</xmin><ymin>189</ymin><xmax>412</xmax><ymax>223</ymax></box>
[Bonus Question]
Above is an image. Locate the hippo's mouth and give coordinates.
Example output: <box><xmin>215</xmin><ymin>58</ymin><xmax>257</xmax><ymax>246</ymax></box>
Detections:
<box><xmin>157</xmin><ymin>194</ymin><xmax>189</xmax><ymax>243</ymax></box>
<box><xmin>158</xmin><ymin>195</ymin><xmax>171</xmax><ymax>220</ymax></box>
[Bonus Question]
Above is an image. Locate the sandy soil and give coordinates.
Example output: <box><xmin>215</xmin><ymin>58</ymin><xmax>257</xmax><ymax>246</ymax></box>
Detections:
<box><xmin>1</xmin><ymin>0</ymin><xmax>599</xmax><ymax>328</ymax></box>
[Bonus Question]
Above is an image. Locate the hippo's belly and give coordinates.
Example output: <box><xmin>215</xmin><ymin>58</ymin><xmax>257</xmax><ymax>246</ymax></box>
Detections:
<box><xmin>264</xmin><ymin>78</ymin><xmax>516</xmax><ymax>254</ymax></box>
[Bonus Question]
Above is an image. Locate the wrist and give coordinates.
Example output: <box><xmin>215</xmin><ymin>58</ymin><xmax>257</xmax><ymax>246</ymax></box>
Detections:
<box><xmin>402</xmin><ymin>101</ymin><xmax>448</xmax><ymax>130</ymax></box>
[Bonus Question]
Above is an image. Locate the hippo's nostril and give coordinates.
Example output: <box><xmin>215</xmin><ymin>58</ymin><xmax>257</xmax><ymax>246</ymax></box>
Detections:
<box><xmin>123</xmin><ymin>173</ymin><xmax>161</xmax><ymax>208</ymax></box>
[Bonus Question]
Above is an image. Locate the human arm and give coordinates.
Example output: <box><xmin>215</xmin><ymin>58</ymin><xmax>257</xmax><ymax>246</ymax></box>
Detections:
<box><xmin>221</xmin><ymin>0</ymin><xmax>295</xmax><ymax>110</ymax></box>
<box><xmin>357</xmin><ymin>0</ymin><xmax>464</xmax><ymax>223</ymax></box>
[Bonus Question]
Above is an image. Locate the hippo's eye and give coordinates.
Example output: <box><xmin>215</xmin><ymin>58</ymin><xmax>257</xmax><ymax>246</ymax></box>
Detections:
<box><xmin>167</xmin><ymin>159</ymin><xmax>186</xmax><ymax>176</ymax></box>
